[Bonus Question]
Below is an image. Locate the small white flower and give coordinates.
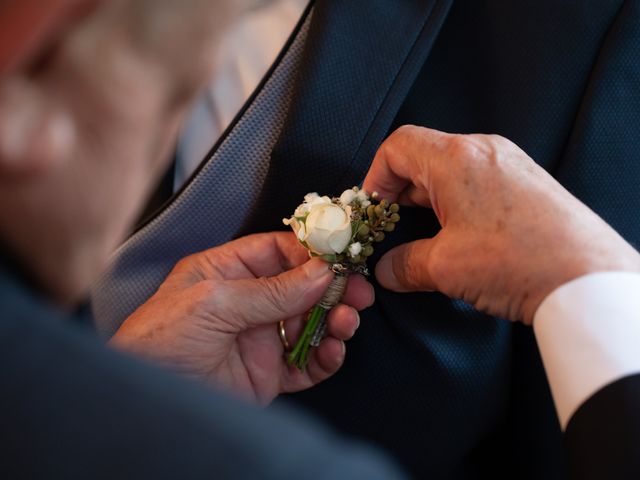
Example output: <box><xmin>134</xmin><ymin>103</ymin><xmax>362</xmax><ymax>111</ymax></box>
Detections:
<box><xmin>308</xmin><ymin>195</ymin><xmax>332</xmax><ymax>207</ymax></box>
<box><xmin>304</xmin><ymin>192</ymin><xmax>320</xmax><ymax>203</ymax></box>
<box><xmin>339</xmin><ymin>188</ymin><xmax>358</xmax><ymax>206</ymax></box>
<box><xmin>348</xmin><ymin>242</ymin><xmax>362</xmax><ymax>257</ymax></box>
<box><xmin>356</xmin><ymin>189</ymin><xmax>370</xmax><ymax>204</ymax></box>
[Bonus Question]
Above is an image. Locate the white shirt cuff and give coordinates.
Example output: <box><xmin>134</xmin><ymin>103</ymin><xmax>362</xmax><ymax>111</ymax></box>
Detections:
<box><xmin>533</xmin><ymin>271</ymin><xmax>640</xmax><ymax>430</ymax></box>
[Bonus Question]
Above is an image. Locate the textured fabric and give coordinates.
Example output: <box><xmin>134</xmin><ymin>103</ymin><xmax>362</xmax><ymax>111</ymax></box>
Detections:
<box><xmin>383</xmin><ymin>1</ymin><xmax>633</xmax><ymax>477</ymax></box>
<box><xmin>174</xmin><ymin>0</ymin><xmax>307</xmax><ymax>189</ymax></box>
<box><xmin>535</xmin><ymin>272</ymin><xmax>640</xmax><ymax>429</ymax></box>
<box><xmin>565</xmin><ymin>373</ymin><xmax>640</xmax><ymax>480</ymax></box>
<box><xmin>0</xmin><ymin>261</ymin><xmax>405</xmax><ymax>479</ymax></box>
<box><xmin>92</xmin><ymin>1</ymin><xmax>640</xmax><ymax>479</ymax></box>
<box><xmin>91</xmin><ymin>8</ymin><xmax>313</xmax><ymax>336</ymax></box>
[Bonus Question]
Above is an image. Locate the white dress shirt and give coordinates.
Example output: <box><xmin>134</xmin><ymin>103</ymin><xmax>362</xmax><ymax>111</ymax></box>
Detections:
<box><xmin>534</xmin><ymin>271</ymin><xmax>640</xmax><ymax>429</ymax></box>
<box><xmin>175</xmin><ymin>0</ymin><xmax>307</xmax><ymax>190</ymax></box>
<box><xmin>175</xmin><ymin>0</ymin><xmax>640</xmax><ymax>434</ymax></box>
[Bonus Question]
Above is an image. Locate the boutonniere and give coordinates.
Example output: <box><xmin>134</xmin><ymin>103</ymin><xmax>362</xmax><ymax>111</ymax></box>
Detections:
<box><xmin>283</xmin><ymin>187</ymin><xmax>400</xmax><ymax>370</ymax></box>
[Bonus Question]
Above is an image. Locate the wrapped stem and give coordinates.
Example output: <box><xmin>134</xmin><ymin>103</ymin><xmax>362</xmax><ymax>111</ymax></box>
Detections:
<box><xmin>287</xmin><ymin>272</ymin><xmax>348</xmax><ymax>371</ymax></box>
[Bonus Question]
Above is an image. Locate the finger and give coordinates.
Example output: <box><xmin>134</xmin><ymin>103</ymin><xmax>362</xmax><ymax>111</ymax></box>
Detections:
<box><xmin>305</xmin><ymin>337</ymin><xmax>345</xmax><ymax>386</ymax></box>
<box><xmin>233</xmin><ymin>232</ymin><xmax>310</xmax><ymax>277</ymax></box>
<box><xmin>174</xmin><ymin>232</ymin><xmax>308</xmax><ymax>283</ymax></box>
<box><xmin>280</xmin><ymin>337</ymin><xmax>346</xmax><ymax>394</ymax></box>
<box><xmin>340</xmin><ymin>274</ymin><xmax>375</xmax><ymax>310</ymax></box>
<box><xmin>363</xmin><ymin>125</ymin><xmax>454</xmax><ymax>207</ymax></box>
<box><xmin>218</xmin><ymin>257</ymin><xmax>334</xmax><ymax>328</ymax></box>
<box><xmin>375</xmin><ymin>237</ymin><xmax>440</xmax><ymax>292</ymax></box>
<box><xmin>326</xmin><ymin>304</ymin><xmax>360</xmax><ymax>341</ymax></box>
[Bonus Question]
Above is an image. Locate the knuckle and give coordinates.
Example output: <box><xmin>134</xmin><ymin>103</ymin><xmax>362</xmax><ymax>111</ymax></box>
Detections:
<box><xmin>378</xmin><ymin>125</ymin><xmax>424</xmax><ymax>164</ymax></box>
<box><xmin>447</xmin><ymin>134</ymin><xmax>508</xmax><ymax>175</ymax></box>
<box><xmin>388</xmin><ymin>124</ymin><xmax>422</xmax><ymax>149</ymax></box>
<box><xmin>191</xmin><ymin>279</ymin><xmax>219</xmax><ymax>303</ymax></box>
<box><xmin>486</xmin><ymin>133</ymin><xmax>511</xmax><ymax>147</ymax></box>
<box><xmin>173</xmin><ymin>253</ymin><xmax>197</xmax><ymax>272</ymax></box>
<box><xmin>447</xmin><ymin>135</ymin><xmax>480</xmax><ymax>163</ymax></box>
<box><xmin>394</xmin><ymin>124</ymin><xmax>422</xmax><ymax>138</ymax></box>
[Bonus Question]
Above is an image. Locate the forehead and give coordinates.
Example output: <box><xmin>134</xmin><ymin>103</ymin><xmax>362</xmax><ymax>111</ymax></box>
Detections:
<box><xmin>0</xmin><ymin>0</ymin><xmax>90</xmax><ymax>74</ymax></box>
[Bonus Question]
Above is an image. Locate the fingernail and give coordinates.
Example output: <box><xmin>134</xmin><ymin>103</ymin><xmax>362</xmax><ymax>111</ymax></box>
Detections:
<box><xmin>375</xmin><ymin>253</ymin><xmax>399</xmax><ymax>290</ymax></box>
<box><xmin>353</xmin><ymin>310</ymin><xmax>360</xmax><ymax>333</ymax></box>
<box><xmin>303</xmin><ymin>257</ymin><xmax>334</xmax><ymax>280</ymax></box>
<box><xmin>365</xmin><ymin>281</ymin><xmax>375</xmax><ymax>308</ymax></box>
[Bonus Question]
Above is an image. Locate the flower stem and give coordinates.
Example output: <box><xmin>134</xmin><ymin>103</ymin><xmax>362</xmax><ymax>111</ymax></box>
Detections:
<box><xmin>286</xmin><ymin>272</ymin><xmax>348</xmax><ymax>371</ymax></box>
<box><xmin>287</xmin><ymin>305</ymin><xmax>328</xmax><ymax>371</ymax></box>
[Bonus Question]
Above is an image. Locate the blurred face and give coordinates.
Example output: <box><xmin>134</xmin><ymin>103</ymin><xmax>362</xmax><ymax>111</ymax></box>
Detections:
<box><xmin>0</xmin><ymin>0</ymin><xmax>244</xmax><ymax>304</ymax></box>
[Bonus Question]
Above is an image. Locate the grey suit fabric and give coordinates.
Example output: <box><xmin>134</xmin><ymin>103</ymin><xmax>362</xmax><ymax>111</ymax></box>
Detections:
<box><xmin>92</xmin><ymin>8</ymin><xmax>313</xmax><ymax>336</ymax></box>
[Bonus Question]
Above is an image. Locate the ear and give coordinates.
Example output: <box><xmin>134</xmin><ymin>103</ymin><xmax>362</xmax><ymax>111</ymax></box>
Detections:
<box><xmin>0</xmin><ymin>76</ymin><xmax>75</xmax><ymax>180</ymax></box>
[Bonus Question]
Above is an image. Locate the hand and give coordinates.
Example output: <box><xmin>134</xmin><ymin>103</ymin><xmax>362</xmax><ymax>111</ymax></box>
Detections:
<box><xmin>110</xmin><ymin>232</ymin><xmax>374</xmax><ymax>405</ymax></box>
<box><xmin>363</xmin><ymin>126</ymin><xmax>640</xmax><ymax>324</ymax></box>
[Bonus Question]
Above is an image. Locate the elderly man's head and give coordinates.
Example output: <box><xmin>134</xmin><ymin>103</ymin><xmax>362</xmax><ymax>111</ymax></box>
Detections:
<box><xmin>0</xmin><ymin>0</ymin><xmax>252</xmax><ymax>303</ymax></box>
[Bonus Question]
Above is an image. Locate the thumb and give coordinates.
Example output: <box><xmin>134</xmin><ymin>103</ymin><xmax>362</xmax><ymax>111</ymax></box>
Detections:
<box><xmin>227</xmin><ymin>257</ymin><xmax>334</xmax><ymax>328</ymax></box>
<box><xmin>375</xmin><ymin>237</ymin><xmax>440</xmax><ymax>292</ymax></box>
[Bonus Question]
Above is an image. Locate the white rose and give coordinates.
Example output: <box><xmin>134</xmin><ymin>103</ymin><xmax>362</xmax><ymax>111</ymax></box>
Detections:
<box><xmin>302</xmin><ymin>204</ymin><xmax>353</xmax><ymax>255</ymax></box>
<box><xmin>282</xmin><ymin>217</ymin><xmax>307</xmax><ymax>241</ymax></box>
<box><xmin>294</xmin><ymin>193</ymin><xmax>332</xmax><ymax>217</ymax></box>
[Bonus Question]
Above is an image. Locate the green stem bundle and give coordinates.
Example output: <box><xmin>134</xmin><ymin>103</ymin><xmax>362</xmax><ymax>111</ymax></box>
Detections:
<box><xmin>287</xmin><ymin>305</ymin><xmax>328</xmax><ymax>371</ymax></box>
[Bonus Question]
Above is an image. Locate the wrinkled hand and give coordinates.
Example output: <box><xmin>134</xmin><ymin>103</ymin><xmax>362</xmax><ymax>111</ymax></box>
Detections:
<box><xmin>111</xmin><ymin>232</ymin><xmax>374</xmax><ymax>405</ymax></box>
<box><xmin>363</xmin><ymin>126</ymin><xmax>640</xmax><ymax>324</ymax></box>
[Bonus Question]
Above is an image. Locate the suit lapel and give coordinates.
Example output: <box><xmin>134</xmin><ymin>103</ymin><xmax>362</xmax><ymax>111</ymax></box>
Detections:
<box><xmin>242</xmin><ymin>0</ymin><xmax>453</xmax><ymax>234</ymax></box>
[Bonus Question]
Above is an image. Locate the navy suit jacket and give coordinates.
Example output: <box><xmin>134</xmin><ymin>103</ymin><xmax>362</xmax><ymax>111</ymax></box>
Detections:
<box><xmin>233</xmin><ymin>1</ymin><xmax>640</xmax><ymax>478</ymax></box>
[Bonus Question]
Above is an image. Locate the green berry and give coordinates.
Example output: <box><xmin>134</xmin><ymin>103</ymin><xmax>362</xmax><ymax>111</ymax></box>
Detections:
<box><xmin>357</xmin><ymin>224</ymin><xmax>370</xmax><ymax>237</ymax></box>
<box><xmin>362</xmin><ymin>245</ymin><xmax>374</xmax><ymax>257</ymax></box>
<box><xmin>374</xmin><ymin>232</ymin><xmax>385</xmax><ymax>242</ymax></box>
<box><xmin>383</xmin><ymin>222</ymin><xmax>396</xmax><ymax>232</ymax></box>
<box><xmin>390</xmin><ymin>213</ymin><xmax>400</xmax><ymax>223</ymax></box>
<box><xmin>389</xmin><ymin>203</ymin><xmax>400</xmax><ymax>213</ymax></box>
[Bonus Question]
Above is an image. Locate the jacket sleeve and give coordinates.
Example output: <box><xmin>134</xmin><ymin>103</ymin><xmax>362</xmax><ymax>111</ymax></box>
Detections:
<box><xmin>564</xmin><ymin>373</ymin><xmax>640</xmax><ymax>479</ymax></box>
